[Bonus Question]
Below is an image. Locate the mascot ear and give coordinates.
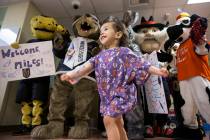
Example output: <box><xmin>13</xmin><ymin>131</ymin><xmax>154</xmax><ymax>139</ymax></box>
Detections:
<box><xmin>190</xmin><ymin>14</ymin><xmax>200</xmax><ymax>24</ymax></box>
<box><xmin>141</xmin><ymin>17</ymin><xmax>147</xmax><ymax>23</ymax></box>
<box><xmin>165</xmin><ymin>21</ymin><xmax>170</xmax><ymax>27</ymax></box>
<box><xmin>149</xmin><ymin>16</ymin><xmax>153</xmax><ymax>21</ymax></box>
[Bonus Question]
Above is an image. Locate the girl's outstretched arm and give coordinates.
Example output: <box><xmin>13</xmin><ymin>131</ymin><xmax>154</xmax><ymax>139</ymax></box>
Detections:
<box><xmin>148</xmin><ymin>66</ymin><xmax>169</xmax><ymax>77</ymax></box>
<box><xmin>60</xmin><ymin>61</ymin><xmax>93</xmax><ymax>84</ymax></box>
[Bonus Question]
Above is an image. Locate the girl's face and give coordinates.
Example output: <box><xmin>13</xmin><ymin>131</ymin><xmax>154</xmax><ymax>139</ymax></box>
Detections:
<box><xmin>99</xmin><ymin>22</ymin><xmax>120</xmax><ymax>48</ymax></box>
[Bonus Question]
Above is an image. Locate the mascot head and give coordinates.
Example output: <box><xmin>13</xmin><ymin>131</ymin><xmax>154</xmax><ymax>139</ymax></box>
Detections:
<box><xmin>72</xmin><ymin>14</ymin><xmax>100</xmax><ymax>40</ymax></box>
<box><xmin>30</xmin><ymin>15</ymin><xmax>58</xmax><ymax>40</ymax></box>
<box><xmin>133</xmin><ymin>16</ymin><xmax>166</xmax><ymax>54</ymax></box>
<box><xmin>165</xmin><ymin>12</ymin><xmax>208</xmax><ymax>51</ymax></box>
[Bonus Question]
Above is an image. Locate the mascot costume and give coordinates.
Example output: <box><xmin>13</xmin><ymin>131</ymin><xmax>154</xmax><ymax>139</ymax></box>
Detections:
<box><xmin>12</xmin><ymin>15</ymin><xmax>58</xmax><ymax>135</ymax></box>
<box><xmin>165</xmin><ymin>12</ymin><xmax>210</xmax><ymax>140</ymax></box>
<box><xmin>132</xmin><ymin>16</ymin><xmax>178</xmax><ymax>138</ymax></box>
<box><xmin>31</xmin><ymin>13</ymin><xmax>100</xmax><ymax>139</ymax></box>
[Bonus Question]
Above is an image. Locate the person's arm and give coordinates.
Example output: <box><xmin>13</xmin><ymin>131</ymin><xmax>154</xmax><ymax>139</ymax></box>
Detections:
<box><xmin>60</xmin><ymin>61</ymin><xmax>93</xmax><ymax>83</ymax></box>
<box><xmin>148</xmin><ymin>66</ymin><xmax>169</xmax><ymax>77</ymax></box>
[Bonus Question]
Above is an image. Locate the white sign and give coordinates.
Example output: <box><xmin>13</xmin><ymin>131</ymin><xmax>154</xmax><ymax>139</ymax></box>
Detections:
<box><xmin>64</xmin><ymin>37</ymin><xmax>87</xmax><ymax>69</ymax></box>
<box><xmin>0</xmin><ymin>41</ymin><xmax>55</xmax><ymax>81</ymax></box>
<box><xmin>143</xmin><ymin>51</ymin><xmax>168</xmax><ymax>114</ymax></box>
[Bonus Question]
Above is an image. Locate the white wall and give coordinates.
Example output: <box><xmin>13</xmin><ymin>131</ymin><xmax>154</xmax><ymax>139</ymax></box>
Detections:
<box><xmin>0</xmin><ymin>1</ymin><xmax>41</xmax><ymax>125</ymax></box>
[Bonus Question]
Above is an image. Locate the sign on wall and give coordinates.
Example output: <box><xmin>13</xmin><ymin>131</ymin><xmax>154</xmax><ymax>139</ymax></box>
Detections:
<box><xmin>0</xmin><ymin>41</ymin><xmax>55</xmax><ymax>81</ymax></box>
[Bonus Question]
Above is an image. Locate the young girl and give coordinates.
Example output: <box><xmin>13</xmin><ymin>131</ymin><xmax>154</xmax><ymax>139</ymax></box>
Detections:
<box><xmin>61</xmin><ymin>16</ymin><xmax>168</xmax><ymax>140</ymax></box>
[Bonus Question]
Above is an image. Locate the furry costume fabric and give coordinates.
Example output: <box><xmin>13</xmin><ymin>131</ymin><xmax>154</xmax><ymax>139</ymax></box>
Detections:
<box><xmin>132</xmin><ymin>16</ymin><xmax>180</xmax><ymax>138</ymax></box>
<box><xmin>12</xmin><ymin>16</ymin><xmax>58</xmax><ymax>135</ymax></box>
<box><xmin>165</xmin><ymin>13</ymin><xmax>210</xmax><ymax>140</ymax></box>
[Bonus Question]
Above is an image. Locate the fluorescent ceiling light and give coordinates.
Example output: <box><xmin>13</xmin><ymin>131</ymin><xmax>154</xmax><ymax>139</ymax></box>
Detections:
<box><xmin>188</xmin><ymin>0</ymin><xmax>210</xmax><ymax>4</ymax></box>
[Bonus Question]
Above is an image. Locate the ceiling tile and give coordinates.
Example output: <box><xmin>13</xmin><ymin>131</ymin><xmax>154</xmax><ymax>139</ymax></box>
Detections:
<box><xmin>154</xmin><ymin>0</ymin><xmax>187</xmax><ymax>8</ymax></box>
<box><xmin>0</xmin><ymin>0</ymin><xmax>24</xmax><ymax>6</ymax></box>
<box><xmin>57</xmin><ymin>17</ymin><xmax>73</xmax><ymax>32</ymax></box>
<box><xmin>127</xmin><ymin>0</ymin><xmax>155</xmax><ymax>9</ymax></box>
<box><xmin>92</xmin><ymin>0</ymin><xmax>123</xmax><ymax>14</ymax></box>
<box><xmin>153</xmin><ymin>7</ymin><xmax>181</xmax><ymax>24</ymax></box>
<box><xmin>98</xmin><ymin>12</ymin><xmax>123</xmax><ymax>21</ymax></box>
<box><xmin>60</xmin><ymin>0</ymin><xmax>95</xmax><ymax>17</ymax></box>
<box><xmin>183</xmin><ymin>3</ymin><xmax>210</xmax><ymax>17</ymax></box>
<box><xmin>31</xmin><ymin>0</ymin><xmax>69</xmax><ymax>18</ymax></box>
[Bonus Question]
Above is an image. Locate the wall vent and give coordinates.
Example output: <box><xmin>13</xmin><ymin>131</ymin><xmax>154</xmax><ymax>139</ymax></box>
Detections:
<box><xmin>130</xmin><ymin>0</ymin><xmax>149</xmax><ymax>6</ymax></box>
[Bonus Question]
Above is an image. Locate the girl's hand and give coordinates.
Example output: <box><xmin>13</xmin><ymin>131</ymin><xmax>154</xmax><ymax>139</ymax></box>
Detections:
<box><xmin>159</xmin><ymin>68</ymin><xmax>169</xmax><ymax>77</ymax></box>
<box><xmin>60</xmin><ymin>74</ymin><xmax>69</xmax><ymax>81</ymax></box>
<box><xmin>60</xmin><ymin>73</ymin><xmax>79</xmax><ymax>84</ymax></box>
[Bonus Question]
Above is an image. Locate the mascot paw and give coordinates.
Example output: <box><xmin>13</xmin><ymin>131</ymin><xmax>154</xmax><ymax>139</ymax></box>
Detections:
<box><xmin>10</xmin><ymin>42</ymin><xmax>20</xmax><ymax>49</ymax></box>
<box><xmin>68</xmin><ymin>122</ymin><xmax>89</xmax><ymax>139</ymax></box>
<box><xmin>31</xmin><ymin>121</ymin><xmax>64</xmax><ymax>138</ymax></box>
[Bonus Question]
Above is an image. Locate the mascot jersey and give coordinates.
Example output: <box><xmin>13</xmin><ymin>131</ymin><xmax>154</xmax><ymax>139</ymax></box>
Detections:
<box><xmin>176</xmin><ymin>38</ymin><xmax>210</xmax><ymax>81</ymax></box>
<box><xmin>14</xmin><ymin>15</ymin><xmax>58</xmax><ymax>135</ymax></box>
<box><xmin>16</xmin><ymin>38</ymin><xmax>50</xmax><ymax>104</ymax></box>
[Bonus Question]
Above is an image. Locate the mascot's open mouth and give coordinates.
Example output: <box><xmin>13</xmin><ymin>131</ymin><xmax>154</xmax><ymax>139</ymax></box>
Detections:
<box><xmin>80</xmin><ymin>22</ymin><xmax>92</xmax><ymax>32</ymax></box>
<box><xmin>144</xmin><ymin>37</ymin><xmax>158</xmax><ymax>42</ymax></box>
<box><xmin>34</xmin><ymin>28</ymin><xmax>54</xmax><ymax>33</ymax></box>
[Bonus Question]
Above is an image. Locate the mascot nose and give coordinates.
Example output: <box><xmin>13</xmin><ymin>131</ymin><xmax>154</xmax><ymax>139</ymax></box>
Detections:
<box><xmin>145</xmin><ymin>31</ymin><xmax>153</xmax><ymax>37</ymax></box>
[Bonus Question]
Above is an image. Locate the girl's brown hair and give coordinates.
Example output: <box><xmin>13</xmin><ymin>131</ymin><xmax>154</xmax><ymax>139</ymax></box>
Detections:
<box><xmin>101</xmin><ymin>16</ymin><xmax>128</xmax><ymax>47</ymax></box>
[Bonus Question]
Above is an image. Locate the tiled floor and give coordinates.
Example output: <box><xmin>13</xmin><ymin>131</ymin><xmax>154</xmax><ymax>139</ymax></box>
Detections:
<box><xmin>0</xmin><ymin>133</ymin><xmax>174</xmax><ymax>140</ymax></box>
<box><xmin>0</xmin><ymin>132</ymin><xmax>209</xmax><ymax>140</ymax></box>
<box><xmin>0</xmin><ymin>128</ymin><xmax>170</xmax><ymax>140</ymax></box>
<box><xmin>0</xmin><ymin>128</ymin><xmax>209</xmax><ymax>140</ymax></box>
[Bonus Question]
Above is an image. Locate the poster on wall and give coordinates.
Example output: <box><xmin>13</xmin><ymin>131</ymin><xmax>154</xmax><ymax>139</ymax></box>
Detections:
<box><xmin>0</xmin><ymin>41</ymin><xmax>55</xmax><ymax>81</ymax></box>
<box><xmin>143</xmin><ymin>51</ymin><xmax>168</xmax><ymax>114</ymax></box>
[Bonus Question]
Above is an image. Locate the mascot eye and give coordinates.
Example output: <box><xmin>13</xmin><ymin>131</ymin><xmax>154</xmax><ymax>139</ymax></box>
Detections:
<box><xmin>182</xmin><ymin>19</ymin><xmax>190</xmax><ymax>26</ymax></box>
<box><xmin>142</xmin><ymin>30</ymin><xmax>147</xmax><ymax>33</ymax></box>
<box><xmin>153</xmin><ymin>29</ymin><xmax>157</xmax><ymax>32</ymax></box>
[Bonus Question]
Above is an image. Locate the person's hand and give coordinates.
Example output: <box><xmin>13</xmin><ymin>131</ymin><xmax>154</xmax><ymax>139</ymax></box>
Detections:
<box><xmin>60</xmin><ymin>74</ymin><xmax>69</xmax><ymax>81</ymax></box>
<box><xmin>160</xmin><ymin>68</ymin><xmax>169</xmax><ymax>77</ymax></box>
<box><xmin>60</xmin><ymin>73</ymin><xmax>79</xmax><ymax>84</ymax></box>
<box><xmin>10</xmin><ymin>42</ymin><xmax>20</xmax><ymax>49</ymax></box>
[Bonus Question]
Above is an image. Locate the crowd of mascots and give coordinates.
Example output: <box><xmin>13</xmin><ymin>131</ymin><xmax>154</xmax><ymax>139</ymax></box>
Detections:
<box><xmin>9</xmin><ymin>10</ymin><xmax>210</xmax><ymax>140</ymax></box>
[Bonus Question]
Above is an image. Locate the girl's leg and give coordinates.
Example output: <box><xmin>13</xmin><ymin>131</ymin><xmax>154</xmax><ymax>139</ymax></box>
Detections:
<box><xmin>116</xmin><ymin>116</ymin><xmax>128</xmax><ymax>140</ymax></box>
<box><xmin>103</xmin><ymin>115</ymin><xmax>128</xmax><ymax>140</ymax></box>
<box><xmin>103</xmin><ymin>115</ymin><xmax>120</xmax><ymax>140</ymax></box>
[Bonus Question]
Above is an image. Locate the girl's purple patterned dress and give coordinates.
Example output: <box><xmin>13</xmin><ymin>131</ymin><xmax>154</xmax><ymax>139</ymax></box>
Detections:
<box><xmin>89</xmin><ymin>47</ymin><xmax>151</xmax><ymax>117</ymax></box>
